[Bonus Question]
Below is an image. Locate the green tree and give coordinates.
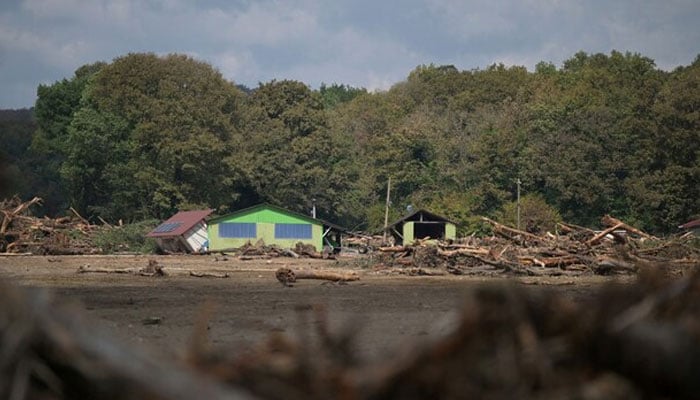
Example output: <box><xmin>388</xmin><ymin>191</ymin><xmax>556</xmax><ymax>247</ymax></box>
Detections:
<box><xmin>318</xmin><ymin>83</ymin><xmax>366</xmax><ymax>109</ymax></box>
<box><xmin>0</xmin><ymin>109</ymin><xmax>36</xmax><ymax>199</ymax></box>
<box><xmin>62</xmin><ymin>53</ymin><xmax>245</xmax><ymax>220</ymax></box>
<box><xmin>30</xmin><ymin>63</ymin><xmax>106</xmax><ymax>213</ymax></box>
<box><xmin>240</xmin><ymin>80</ymin><xmax>348</xmax><ymax>219</ymax></box>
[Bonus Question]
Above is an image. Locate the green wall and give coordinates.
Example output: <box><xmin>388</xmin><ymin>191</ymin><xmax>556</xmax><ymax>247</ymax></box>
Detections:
<box><xmin>401</xmin><ymin>221</ymin><xmax>456</xmax><ymax>244</ymax></box>
<box><xmin>208</xmin><ymin>206</ymin><xmax>323</xmax><ymax>251</ymax></box>
<box><xmin>445</xmin><ymin>223</ymin><xmax>456</xmax><ymax>240</ymax></box>
<box><xmin>404</xmin><ymin>221</ymin><xmax>415</xmax><ymax>243</ymax></box>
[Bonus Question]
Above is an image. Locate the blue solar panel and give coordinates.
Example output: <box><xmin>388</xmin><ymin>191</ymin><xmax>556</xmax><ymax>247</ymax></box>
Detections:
<box><xmin>153</xmin><ymin>222</ymin><xmax>183</xmax><ymax>233</ymax></box>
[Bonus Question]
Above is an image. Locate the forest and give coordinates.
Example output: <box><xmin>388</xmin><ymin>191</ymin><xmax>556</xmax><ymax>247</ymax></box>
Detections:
<box><xmin>0</xmin><ymin>50</ymin><xmax>698</xmax><ymax>235</ymax></box>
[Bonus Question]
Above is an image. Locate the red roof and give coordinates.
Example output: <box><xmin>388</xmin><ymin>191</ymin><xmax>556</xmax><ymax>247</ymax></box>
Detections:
<box><xmin>146</xmin><ymin>209</ymin><xmax>213</xmax><ymax>238</ymax></box>
<box><xmin>679</xmin><ymin>219</ymin><xmax>700</xmax><ymax>230</ymax></box>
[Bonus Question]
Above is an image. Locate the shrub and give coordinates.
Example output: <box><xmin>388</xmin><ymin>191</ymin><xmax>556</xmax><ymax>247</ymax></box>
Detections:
<box><xmin>91</xmin><ymin>219</ymin><xmax>159</xmax><ymax>254</ymax></box>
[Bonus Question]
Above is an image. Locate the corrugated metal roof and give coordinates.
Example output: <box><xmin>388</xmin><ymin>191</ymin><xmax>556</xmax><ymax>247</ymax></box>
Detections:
<box><xmin>679</xmin><ymin>219</ymin><xmax>700</xmax><ymax>230</ymax></box>
<box><xmin>146</xmin><ymin>209</ymin><xmax>214</xmax><ymax>238</ymax></box>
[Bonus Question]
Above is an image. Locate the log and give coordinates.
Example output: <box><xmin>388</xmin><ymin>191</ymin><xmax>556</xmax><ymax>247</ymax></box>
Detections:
<box><xmin>557</xmin><ymin>222</ymin><xmax>596</xmax><ymax>235</ymax></box>
<box><xmin>587</xmin><ymin>223</ymin><xmax>625</xmax><ymax>246</ymax></box>
<box><xmin>536</xmin><ymin>255</ymin><xmax>582</xmax><ymax>268</ymax></box>
<box><xmin>275</xmin><ymin>267</ymin><xmax>359</xmax><ymax>287</ymax></box>
<box><xmin>482</xmin><ymin>217</ymin><xmax>547</xmax><ymax>245</ymax></box>
<box><xmin>281</xmin><ymin>248</ymin><xmax>300</xmax><ymax>258</ymax></box>
<box><xmin>398</xmin><ymin>268</ymin><xmax>446</xmax><ymax>276</ymax></box>
<box><xmin>601</xmin><ymin>215</ymin><xmax>657</xmax><ymax>240</ymax></box>
<box><xmin>97</xmin><ymin>216</ymin><xmax>113</xmax><ymax>228</ymax></box>
<box><xmin>437</xmin><ymin>247</ymin><xmax>491</xmax><ymax>257</ymax></box>
<box><xmin>77</xmin><ymin>265</ymin><xmax>135</xmax><ymax>274</ymax></box>
<box><xmin>378</xmin><ymin>246</ymin><xmax>410</xmax><ymax>253</ymax></box>
<box><xmin>238</xmin><ymin>255</ymin><xmax>271</xmax><ymax>260</ymax></box>
<box><xmin>189</xmin><ymin>271</ymin><xmax>230</xmax><ymax>278</ymax></box>
<box><xmin>593</xmin><ymin>256</ymin><xmax>639</xmax><ymax>274</ymax></box>
<box><xmin>69</xmin><ymin>206</ymin><xmax>91</xmax><ymax>226</ymax></box>
<box><xmin>518</xmin><ymin>255</ymin><xmax>583</xmax><ymax>268</ymax></box>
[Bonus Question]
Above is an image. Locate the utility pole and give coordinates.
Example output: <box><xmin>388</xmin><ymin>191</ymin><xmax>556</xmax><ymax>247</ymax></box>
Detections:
<box><xmin>516</xmin><ymin>177</ymin><xmax>522</xmax><ymax>231</ymax></box>
<box><xmin>383</xmin><ymin>177</ymin><xmax>391</xmax><ymax>243</ymax></box>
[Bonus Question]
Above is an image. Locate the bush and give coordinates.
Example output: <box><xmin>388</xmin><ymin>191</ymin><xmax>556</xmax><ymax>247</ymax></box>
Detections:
<box><xmin>91</xmin><ymin>219</ymin><xmax>159</xmax><ymax>254</ymax></box>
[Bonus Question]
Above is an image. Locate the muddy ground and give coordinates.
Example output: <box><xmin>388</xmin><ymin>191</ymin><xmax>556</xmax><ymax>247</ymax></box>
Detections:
<box><xmin>0</xmin><ymin>254</ymin><xmax>631</xmax><ymax>363</ymax></box>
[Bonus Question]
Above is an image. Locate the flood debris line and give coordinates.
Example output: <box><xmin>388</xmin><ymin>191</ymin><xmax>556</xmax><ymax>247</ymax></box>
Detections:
<box><xmin>374</xmin><ymin>215</ymin><xmax>699</xmax><ymax>276</ymax></box>
<box><xmin>3</xmin><ymin>269</ymin><xmax>699</xmax><ymax>399</ymax></box>
<box><xmin>0</xmin><ymin>196</ymin><xmax>110</xmax><ymax>255</ymax></box>
<box><xmin>275</xmin><ymin>267</ymin><xmax>360</xmax><ymax>287</ymax></box>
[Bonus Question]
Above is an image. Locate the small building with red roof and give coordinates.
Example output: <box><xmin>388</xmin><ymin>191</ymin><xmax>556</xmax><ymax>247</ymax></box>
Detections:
<box><xmin>146</xmin><ymin>209</ymin><xmax>213</xmax><ymax>253</ymax></box>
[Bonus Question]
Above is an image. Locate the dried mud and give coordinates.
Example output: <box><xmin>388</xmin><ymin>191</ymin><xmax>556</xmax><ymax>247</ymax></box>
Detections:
<box><xmin>0</xmin><ymin>254</ymin><xmax>624</xmax><ymax>362</ymax></box>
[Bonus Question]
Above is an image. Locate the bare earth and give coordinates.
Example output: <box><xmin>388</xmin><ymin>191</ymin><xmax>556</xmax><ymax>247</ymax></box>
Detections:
<box><xmin>0</xmin><ymin>254</ymin><xmax>629</xmax><ymax>362</ymax></box>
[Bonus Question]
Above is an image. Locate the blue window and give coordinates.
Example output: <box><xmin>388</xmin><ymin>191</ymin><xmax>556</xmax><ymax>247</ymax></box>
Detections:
<box><xmin>219</xmin><ymin>222</ymin><xmax>256</xmax><ymax>238</ymax></box>
<box><xmin>275</xmin><ymin>223</ymin><xmax>312</xmax><ymax>239</ymax></box>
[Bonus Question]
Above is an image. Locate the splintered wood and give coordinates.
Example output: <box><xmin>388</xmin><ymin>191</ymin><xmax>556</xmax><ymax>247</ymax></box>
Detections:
<box><xmin>374</xmin><ymin>215</ymin><xmax>699</xmax><ymax>277</ymax></box>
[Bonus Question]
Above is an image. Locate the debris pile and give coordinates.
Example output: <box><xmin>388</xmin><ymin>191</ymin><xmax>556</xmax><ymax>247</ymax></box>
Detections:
<box><xmin>374</xmin><ymin>215</ymin><xmax>699</xmax><ymax>276</ymax></box>
<box><xmin>2</xmin><ymin>268</ymin><xmax>699</xmax><ymax>399</ymax></box>
<box><xmin>0</xmin><ymin>196</ymin><xmax>106</xmax><ymax>255</ymax></box>
<box><xmin>231</xmin><ymin>239</ymin><xmax>333</xmax><ymax>260</ymax></box>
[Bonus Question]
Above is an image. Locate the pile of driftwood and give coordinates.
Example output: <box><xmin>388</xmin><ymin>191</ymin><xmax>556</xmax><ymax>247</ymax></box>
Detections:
<box><xmin>376</xmin><ymin>215</ymin><xmax>699</xmax><ymax>276</ymax></box>
<box><xmin>231</xmin><ymin>240</ymin><xmax>334</xmax><ymax>260</ymax></box>
<box><xmin>2</xmin><ymin>268</ymin><xmax>699</xmax><ymax>399</ymax></box>
<box><xmin>0</xmin><ymin>196</ymin><xmax>107</xmax><ymax>255</ymax></box>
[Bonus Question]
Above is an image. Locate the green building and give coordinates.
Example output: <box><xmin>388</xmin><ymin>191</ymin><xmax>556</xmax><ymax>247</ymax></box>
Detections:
<box><xmin>207</xmin><ymin>203</ymin><xmax>344</xmax><ymax>252</ymax></box>
<box><xmin>386</xmin><ymin>209</ymin><xmax>456</xmax><ymax>245</ymax></box>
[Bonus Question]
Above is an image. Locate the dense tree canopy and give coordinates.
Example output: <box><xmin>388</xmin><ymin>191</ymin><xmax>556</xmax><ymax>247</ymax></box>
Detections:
<box><xmin>4</xmin><ymin>50</ymin><xmax>698</xmax><ymax>235</ymax></box>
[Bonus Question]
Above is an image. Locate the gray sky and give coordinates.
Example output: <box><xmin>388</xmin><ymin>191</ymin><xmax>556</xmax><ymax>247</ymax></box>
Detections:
<box><xmin>1</xmin><ymin>0</ymin><xmax>698</xmax><ymax>109</ymax></box>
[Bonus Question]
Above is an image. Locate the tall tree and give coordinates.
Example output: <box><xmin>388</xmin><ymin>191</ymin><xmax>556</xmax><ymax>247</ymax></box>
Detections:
<box><xmin>239</xmin><ymin>80</ymin><xmax>350</xmax><ymax>219</ymax></box>
<box><xmin>62</xmin><ymin>53</ymin><xmax>246</xmax><ymax>220</ymax></box>
<box><xmin>31</xmin><ymin>63</ymin><xmax>105</xmax><ymax>213</ymax></box>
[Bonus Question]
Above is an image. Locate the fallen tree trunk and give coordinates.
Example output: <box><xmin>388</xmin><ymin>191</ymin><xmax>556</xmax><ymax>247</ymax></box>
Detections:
<box><xmin>593</xmin><ymin>256</ymin><xmax>639</xmax><ymax>274</ymax></box>
<box><xmin>586</xmin><ymin>223</ymin><xmax>625</xmax><ymax>246</ymax></box>
<box><xmin>238</xmin><ymin>255</ymin><xmax>271</xmax><ymax>260</ymax></box>
<box><xmin>378</xmin><ymin>246</ymin><xmax>410</xmax><ymax>253</ymax></box>
<box><xmin>482</xmin><ymin>217</ymin><xmax>548</xmax><ymax>245</ymax></box>
<box><xmin>437</xmin><ymin>247</ymin><xmax>491</xmax><ymax>257</ymax></box>
<box><xmin>601</xmin><ymin>215</ymin><xmax>658</xmax><ymax>241</ymax></box>
<box><xmin>275</xmin><ymin>267</ymin><xmax>359</xmax><ymax>287</ymax></box>
<box><xmin>77</xmin><ymin>265</ymin><xmax>135</xmax><ymax>274</ymax></box>
<box><xmin>189</xmin><ymin>271</ymin><xmax>230</xmax><ymax>278</ymax></box>
<box><xmin>518</xmin><ymin>255</ymin><xmax>584</xmax><ymax>268</ymax></box>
